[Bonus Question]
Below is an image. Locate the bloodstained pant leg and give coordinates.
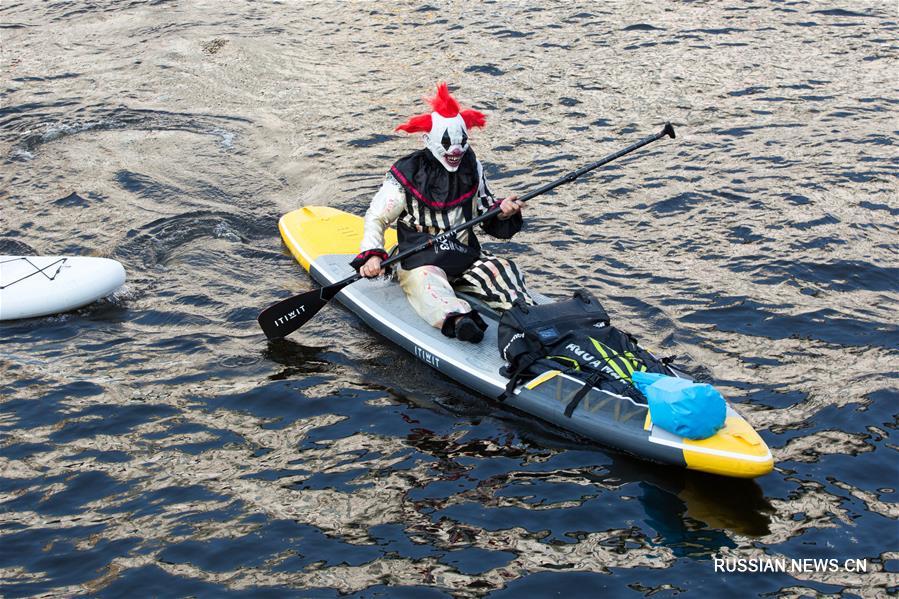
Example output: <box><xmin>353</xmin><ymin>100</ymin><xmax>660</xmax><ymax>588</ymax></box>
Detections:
<box><xmin>397</xmin><ymin>264</ymin><xmax>472</xmax><ymax>328</ymax></box>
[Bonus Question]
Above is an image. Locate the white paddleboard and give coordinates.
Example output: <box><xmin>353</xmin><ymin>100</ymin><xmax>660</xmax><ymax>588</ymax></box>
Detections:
<box><xmin>0</xmin><ymin>256</ymin><xmax>126</xmax><ymax>320</ymax></box>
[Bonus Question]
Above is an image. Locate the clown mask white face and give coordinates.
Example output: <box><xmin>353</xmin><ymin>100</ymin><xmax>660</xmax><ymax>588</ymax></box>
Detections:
<box><xmin>423</xmin><ymin>113</ymin><xmax>470</xmax><ymax>172</ymax></box>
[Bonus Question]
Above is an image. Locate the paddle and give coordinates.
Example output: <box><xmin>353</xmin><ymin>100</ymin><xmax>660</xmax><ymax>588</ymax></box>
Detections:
<box><xmin>258</xmin><ymin>122</ymin><xmax>676</xmax><ymax>339</ymax></box>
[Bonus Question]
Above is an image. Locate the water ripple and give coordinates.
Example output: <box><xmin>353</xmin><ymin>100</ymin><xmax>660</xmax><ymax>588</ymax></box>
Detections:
<box><xmin>1</xmin><ymin>1</ymin><xmax>897</xmax><ymax>597</ymax></box>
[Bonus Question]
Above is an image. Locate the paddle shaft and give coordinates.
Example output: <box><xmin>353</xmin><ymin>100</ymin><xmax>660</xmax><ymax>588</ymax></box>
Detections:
<box><xmin>350</xmin><ymin>122</ymin><xmax>676</xmax><ymax>286</ymax></box>
<box><xmin>517</xmin><ymin>121</ymin><xmax>675</xmax><ymax>203</ymax></box>
<box><xmin>258</xmin><ymin>122</ymin><xmax>675</xmax><ymax>338</ymax></box>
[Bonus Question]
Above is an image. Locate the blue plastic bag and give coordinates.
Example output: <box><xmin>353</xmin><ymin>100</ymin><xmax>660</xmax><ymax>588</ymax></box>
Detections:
<box><xmin>632</xmin><ymin>371</ymin><xmax>726</xmax><ymax>440</ymax></box>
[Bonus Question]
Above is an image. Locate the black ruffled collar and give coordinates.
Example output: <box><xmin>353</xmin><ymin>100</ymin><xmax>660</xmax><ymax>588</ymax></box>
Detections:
<box><xmin>390</xmin><ymin>149</ymin><xmax>479</xmax><ymax>210</ymax></box>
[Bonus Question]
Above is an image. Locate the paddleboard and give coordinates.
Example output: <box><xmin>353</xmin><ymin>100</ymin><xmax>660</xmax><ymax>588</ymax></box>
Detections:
<box><xmin>0</xmin><ymin>256</ymin><xmax>126</xmax><ymax>320</ymax></box>
<box><xmin>278</xmin><ymin>206</ymin><xmax>774</xmax><ymax>478</ymax></box>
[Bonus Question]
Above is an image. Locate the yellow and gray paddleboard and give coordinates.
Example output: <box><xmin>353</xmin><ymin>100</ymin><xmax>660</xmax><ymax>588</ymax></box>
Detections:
<box><xmin>279</xmin><ymin>206</ymin><xmax>774</xmax><ymax>478</ymax></box>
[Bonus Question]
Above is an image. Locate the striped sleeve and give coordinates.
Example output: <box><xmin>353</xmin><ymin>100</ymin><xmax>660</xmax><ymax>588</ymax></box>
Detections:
<box><xmin>476</xmin><ymin>159</ymin><xmax>497</xmax><ymax>214</ymax></box>
<box><xmin>475</xmin><ymin>159</ymin><xmax>522</xmax><ymax>239</ymax></box>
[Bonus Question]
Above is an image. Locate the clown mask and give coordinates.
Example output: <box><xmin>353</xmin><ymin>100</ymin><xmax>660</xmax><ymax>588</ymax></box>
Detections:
<box><xmin>395</xmin><ymin>82</ymin><xmax>487</xmax><ymax>173</ymax></box>
<box><xmin>424</xmin><ymin>113</ymin><xmax>470</xmax><ymax>172</ymax></box>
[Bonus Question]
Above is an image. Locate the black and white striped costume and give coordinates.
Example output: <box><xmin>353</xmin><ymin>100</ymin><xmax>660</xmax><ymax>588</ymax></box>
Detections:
<box><xmin>353</xmin><ymin>148</ymin><xmax>534</xmax><ymax>329</ymax></box>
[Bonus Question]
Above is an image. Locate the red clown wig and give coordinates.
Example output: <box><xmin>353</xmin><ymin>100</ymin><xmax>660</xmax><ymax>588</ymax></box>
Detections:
<box><xmin>395</xmin><ymin>83</ymin><xmax>487</xmax><ymax>133</ymax></box>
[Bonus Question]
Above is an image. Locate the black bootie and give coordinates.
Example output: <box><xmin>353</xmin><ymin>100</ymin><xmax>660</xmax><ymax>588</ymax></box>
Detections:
<box><xmin>441</xmin><ymin>311</ymin><xmax>487</xmax><ymax>344</ymax></box>
<box><xmin>455</xmin><ymin>315</ymin><xmax>485</xmax><ymax>344</ymax></box>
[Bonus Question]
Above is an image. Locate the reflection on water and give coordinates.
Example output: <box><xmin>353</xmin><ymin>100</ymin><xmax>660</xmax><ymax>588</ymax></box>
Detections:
<box><xmin>1</xmin><ymin>1</ymin><xmax>897</xmax><ymax>597</ymax></box>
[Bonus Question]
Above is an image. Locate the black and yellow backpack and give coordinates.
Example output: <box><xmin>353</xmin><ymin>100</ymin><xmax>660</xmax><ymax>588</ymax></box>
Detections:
<box><xmin>497</xmin><ymin>289</ymin><xmax>673</xmax><ymax>412</ymax></box>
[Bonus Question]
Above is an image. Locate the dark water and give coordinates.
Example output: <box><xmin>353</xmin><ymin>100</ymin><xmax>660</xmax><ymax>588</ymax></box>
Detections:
<box><xmin>1</xmin><ymin>1</ymin><xmax>897</xmax><ymax>597</ymax></box>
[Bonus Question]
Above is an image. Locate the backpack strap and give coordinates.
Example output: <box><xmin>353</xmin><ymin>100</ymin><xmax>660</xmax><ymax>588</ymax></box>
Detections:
<box><xmin>563</xmin><ymin>371</ymin><xmax>605</xmax><ymax>417</ymax></box>
<box><xmin>501</xmin><ymin>349</ymin><xmax>545</xmax><ymax>401</ymax></box>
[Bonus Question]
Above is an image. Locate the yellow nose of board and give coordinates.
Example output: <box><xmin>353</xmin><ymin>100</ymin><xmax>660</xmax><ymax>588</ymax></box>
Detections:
<box><xmin>682</xmin><ymin>416</ymin><xmax>774</xmax><ymax>478</ymax></box>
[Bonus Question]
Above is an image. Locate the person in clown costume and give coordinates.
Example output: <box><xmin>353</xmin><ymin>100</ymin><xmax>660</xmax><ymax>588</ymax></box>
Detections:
<box><xmin>351</xmin><ymin>82</ymin><xmax>535</xmax><ymax>344</ymax></box>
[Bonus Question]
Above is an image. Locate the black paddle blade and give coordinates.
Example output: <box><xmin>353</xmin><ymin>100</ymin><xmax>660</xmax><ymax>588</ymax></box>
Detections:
<box><xmin>257</xmin><ymin>283</ymin><xmax>343</xmax><ymax>340</ymax></box>
<box><xmin>661</xmin><ymin>122</ymin><xmax>676</xmax><ymax>139</ymax></box>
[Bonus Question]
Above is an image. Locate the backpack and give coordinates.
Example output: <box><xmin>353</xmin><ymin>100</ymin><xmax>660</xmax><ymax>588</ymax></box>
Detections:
<box><xmin>497</xmin><ymin>289</ymin><xmax>671</xmax><ymax>415</ymax></box>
